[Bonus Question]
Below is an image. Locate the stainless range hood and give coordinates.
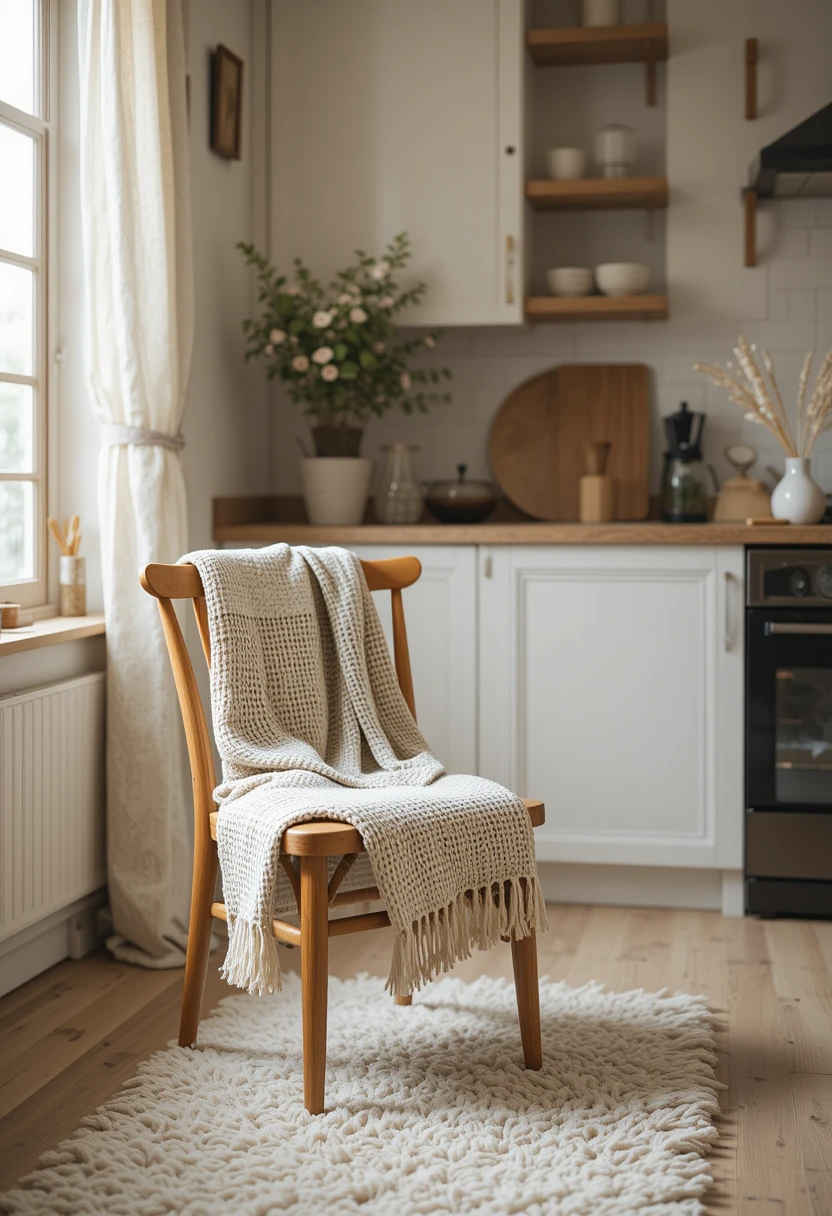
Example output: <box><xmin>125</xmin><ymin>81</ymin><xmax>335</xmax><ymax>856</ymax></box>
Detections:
<box><xmin>748</xmin><ymin>101</ymin><xmax>832</xmax><ymax>198</ymax></box>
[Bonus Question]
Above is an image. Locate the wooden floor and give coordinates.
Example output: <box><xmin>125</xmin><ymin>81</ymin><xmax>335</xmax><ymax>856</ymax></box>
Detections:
<box><xmin>0</xmin><ymin>905</ymin><xmax>830</xmax><ymax>1212</ymax></box>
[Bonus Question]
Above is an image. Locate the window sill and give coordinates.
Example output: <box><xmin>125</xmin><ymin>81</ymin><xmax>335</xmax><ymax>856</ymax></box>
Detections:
<box><xmin>0</xmin><ymin>614</ymin><xmax>106</xmax><ymax>657</ymax></box>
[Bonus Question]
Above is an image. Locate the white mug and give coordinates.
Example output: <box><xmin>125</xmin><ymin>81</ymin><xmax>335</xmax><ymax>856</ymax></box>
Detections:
<box><xmin>547</xmin><ymin>147</ymin><xmax>587</xmax><ymax>181</ymax></box>
<box><xmin>581</xmin><ymin>0</ymin><xmax>619</xmax><ymax>26</ymax></box>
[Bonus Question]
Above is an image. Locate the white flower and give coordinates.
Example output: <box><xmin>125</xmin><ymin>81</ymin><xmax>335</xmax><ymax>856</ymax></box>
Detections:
<box><xmin>290</xmin><ymin>335</ymin><xmax>299</xmax><ymax>345</ymax></box>
<box><xmin>372</xmin><ymin>341</ymin><xmax>386</xmax><ymax>355</ymax></box>
<box><xmin>370</xmin><ymin>261</ymin><xmax>391</xmax><ymax>280</ymax></box>
<box><xmin>321</xmin><ymin>364</ymin><xmax>339</xmax><ymax>382</ymax></box>
<box><xmin>264</xmin><ymin>343</ymin><xmax>274</xmax><ymax>356</ymax></box>
<box><xmin>350</xmin><ymin>307</ymin><xmax>368</xmax><ymax>324</ymax></box>
<box><xmin>269</xmin><ymin>329</ymin><xmax>286</xmax><ymax>344</ymax></box>
<box><xmin>423</xmin><ymin>335</ymin><xmax>435</xmax><ymax>349</ymax></box>
<box><xmin>312</xmin><ymin>346</ymin><xmax>334</xmax><ymax>364</ymax></box>
<box><xmin>292</xmin><ymin>355</ymin><xmax>309</xmax><ymax>372</ymax></box>
<box><xmin>286</xmin><ymin>285</ymin><xmax>300</xmax><ymax>297</ymax></box>
<box><xmin>337</xmin><ymin>293</ymin><xmax>353</xmax><ymax>305</ymax></box>
<box><xmin>313</xmin><ymin>310</ymin><xmax>333</xmax><ymax>328</ymax></box>
<box><xmin>400</xmin><ymin>372</ymin><xmax>411</xmax><ymax>391</ymax></box>
<box><xmin>348</xmin><ymin>283</ymin><xmax>361</xmax><ymax>295</ymax></box>
<box><xmin>379</xmin><ymin>295</ymin><xmax>394</xmax><ymax>308</ymax></box>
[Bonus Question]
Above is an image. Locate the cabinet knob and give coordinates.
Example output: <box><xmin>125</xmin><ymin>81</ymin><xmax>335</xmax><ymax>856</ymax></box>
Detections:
<box><xmin>504</xmin><ymin>145</ymin><xmax>516</xmax><ymax>155</ymax></box>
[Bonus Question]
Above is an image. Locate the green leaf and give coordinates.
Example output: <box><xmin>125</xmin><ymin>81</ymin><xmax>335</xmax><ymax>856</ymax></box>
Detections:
<box><xmin>359</xmin><ymin>350</ymin><xmax>378</xmax><ymax>371</ymax></box>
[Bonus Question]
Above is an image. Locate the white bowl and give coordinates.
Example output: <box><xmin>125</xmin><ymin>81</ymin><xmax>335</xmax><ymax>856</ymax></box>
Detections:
<box><xmin>547</xmin><ymin>147</ymin><xmax>587</xmax><ymax>181</ymax></box>
<box><xmin>547</xmin><ymin>266</ymin><xmax>594</xmax><ymax>297</ymax></box>
<box><xmin>594</xmin><ymin>262</ymin><xmax>650</xmax><ymax>297</ymax></box>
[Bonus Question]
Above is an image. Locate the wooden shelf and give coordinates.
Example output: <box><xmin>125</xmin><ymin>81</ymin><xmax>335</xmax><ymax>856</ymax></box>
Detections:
<box><xmin>526</xmin><ymin>176</ymin><xmax>668</xmax><ymax>211</ymax></box>
<box><xmin>524</xmin><ymin>295</ymin><xmax>668</xmax><ymax>322</ymax></box>
<box><xmin>526</xmin><ymin>23</ymin><xmax>668</xmax><ymax>66</ymax></box>
<box><xmin>526</xmin><ymin>23</ymin><xmax>668</xmax><ymax>104</ymax></box>
<box><xmin>0</xmin><ymin>613</ymin><xmax>105</xmax><ymax>657</ymax></box>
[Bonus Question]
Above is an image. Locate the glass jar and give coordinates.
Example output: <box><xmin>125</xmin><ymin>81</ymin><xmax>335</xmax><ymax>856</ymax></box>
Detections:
<box><xmin>374</xmin><ymin>444</ymin><xmax>423</xmax><ymax>524</ymax></box>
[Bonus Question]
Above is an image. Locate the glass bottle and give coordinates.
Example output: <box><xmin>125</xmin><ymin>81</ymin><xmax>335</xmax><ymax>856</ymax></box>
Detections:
<box><xmin>374</xmin><ymin>444</ymin><xmax>423</xmax><ymax>524</ymax></box>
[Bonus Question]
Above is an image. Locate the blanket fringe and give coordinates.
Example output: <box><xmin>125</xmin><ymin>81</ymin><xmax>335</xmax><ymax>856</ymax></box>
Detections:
<box><xmin>221</xmin><ymin>916</ymin><xmax>283</xmax><ymax>997</ymax></box>
<box><xmin>387</xmin><ymin>874</ymin><xmax>548</xmax><ymax>998</ymax></box>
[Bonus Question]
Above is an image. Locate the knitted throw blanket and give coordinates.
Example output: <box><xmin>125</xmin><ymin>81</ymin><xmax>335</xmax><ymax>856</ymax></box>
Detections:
<box><xmin>183</xmin><ymin>544</ymin><xmax>546</xmax><ymax>997</ymax></box>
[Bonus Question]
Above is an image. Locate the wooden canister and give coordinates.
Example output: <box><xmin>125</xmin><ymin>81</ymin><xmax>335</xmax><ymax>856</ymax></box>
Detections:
<box><xmin>59</xmin><ymin>556</ymin><xmax>86</xmax><ymax>616</ymax></box>
<box><xmin>579</xmin><ymin>441</ymin><xmax>615</xmax><ymax>523</ymax></box>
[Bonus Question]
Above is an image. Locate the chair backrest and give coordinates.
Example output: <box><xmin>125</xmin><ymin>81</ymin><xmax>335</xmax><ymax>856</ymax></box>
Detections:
<box><xmin>140</xmin><ymin>555</ymin><xmax>422</xmax><ymax>831</ymax></box>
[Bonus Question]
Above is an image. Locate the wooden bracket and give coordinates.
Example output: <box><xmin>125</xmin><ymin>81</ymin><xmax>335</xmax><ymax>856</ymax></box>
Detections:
<box><xmin>745</xmin><ymin>38</ymin><xmax>758</xmax><ymax>119</ymax></box>
<box><xmin>744</xmin><ymin>188</ymin><xmax>757</xmax><ymax>267</ymax></box>
<box><xmin>645</xmin><ymin>50</ymin><xmax>657</xmax><ymax>107</ymax></box>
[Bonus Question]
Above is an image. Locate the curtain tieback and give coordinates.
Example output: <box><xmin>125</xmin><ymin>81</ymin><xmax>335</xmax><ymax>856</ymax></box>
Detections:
<box><xmin>100</xmin><ymin>424</ymin><xmax>185</xmax><ymax>451</ymax></box>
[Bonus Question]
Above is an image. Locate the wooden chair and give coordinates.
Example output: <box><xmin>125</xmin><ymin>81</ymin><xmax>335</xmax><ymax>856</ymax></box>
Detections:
<box><xmin>140</xmin><ymin>555</ymin><xmax>545</xmax><ymax>1114</ymax></box>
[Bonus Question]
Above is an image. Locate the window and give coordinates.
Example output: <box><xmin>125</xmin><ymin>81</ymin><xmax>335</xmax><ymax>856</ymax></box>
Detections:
<box><xmin>0</xmin><ymin>0</ymin><xmax>52</xmax><ymax>607</ymax></box>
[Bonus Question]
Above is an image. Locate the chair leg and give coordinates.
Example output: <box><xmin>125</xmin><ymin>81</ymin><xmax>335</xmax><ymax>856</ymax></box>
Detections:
<box><xmin>300</xmin><ymin>855</ymin><xmax>329</xmax><ymax>1114</ymax></box>
<box><xmin>511</xmin><ymin>929</ymin><xmax>542</xmax><ymax>1070</ymax></box>
<box><xmin>178</xmin><ymin>845</ymin><xmax>219</xmax><ymax>1048</ymax></box>
<box><xmin>394</xmin><ymin>994</ymin><xmax>413</xmax><ymax>1006</ymax></box>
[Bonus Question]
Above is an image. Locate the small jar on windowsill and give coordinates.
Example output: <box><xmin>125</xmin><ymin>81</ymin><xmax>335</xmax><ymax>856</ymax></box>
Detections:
<box><xmin>59</xmin><ymin>556</ymin><xmax>86</xmax><ymax>616</ymax></box>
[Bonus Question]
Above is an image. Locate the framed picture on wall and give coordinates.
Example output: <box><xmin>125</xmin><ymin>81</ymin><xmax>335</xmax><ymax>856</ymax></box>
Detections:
<box><xmin>210</xmin><ymin>44</ymin><xmax>243</xmax><ymax>159</ymax></box>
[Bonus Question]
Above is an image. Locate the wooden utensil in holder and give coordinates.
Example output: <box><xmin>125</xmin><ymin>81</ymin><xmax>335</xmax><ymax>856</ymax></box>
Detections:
<box><xmin>580</xmin><ymin>441</ymin><xmax>615</xmax><ymax>523</ymax></box>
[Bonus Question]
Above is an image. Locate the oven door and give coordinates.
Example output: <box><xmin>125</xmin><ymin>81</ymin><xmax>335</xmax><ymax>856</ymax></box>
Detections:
<box><xmin>747</xmin><ymin>608</ymin><xmax>832</xmax><ymax>809</ymax></box>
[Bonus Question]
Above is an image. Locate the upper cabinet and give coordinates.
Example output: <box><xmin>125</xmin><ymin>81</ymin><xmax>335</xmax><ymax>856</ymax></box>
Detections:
<box><xmin>270</xmin><ymin>0</ymin><xmax>524</xmax><ymax>326</ymax></box>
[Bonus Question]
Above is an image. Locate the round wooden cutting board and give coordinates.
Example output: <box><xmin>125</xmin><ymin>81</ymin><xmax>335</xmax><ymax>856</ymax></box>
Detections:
<box><xmin>489</xmin><ymin>364</ymin><xmax>650</xmax><ymax>521</ymax></box>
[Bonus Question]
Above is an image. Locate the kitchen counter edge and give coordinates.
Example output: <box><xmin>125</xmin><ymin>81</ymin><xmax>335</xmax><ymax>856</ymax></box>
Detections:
<box><xmin>214</xmin><ymin>521</ymin><xmax>832</xmax><ymax>546</ymax></box>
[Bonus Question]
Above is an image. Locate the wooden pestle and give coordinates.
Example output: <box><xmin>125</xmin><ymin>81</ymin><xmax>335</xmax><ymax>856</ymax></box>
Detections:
<box><xmin>579</xmin><ymin>440</ymin><xmax>615</xmax><ymax>522</ymax></box>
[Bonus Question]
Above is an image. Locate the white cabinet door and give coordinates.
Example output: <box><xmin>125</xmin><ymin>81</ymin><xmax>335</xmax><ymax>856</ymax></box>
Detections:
<box><xmin>270</xmin><ymin>0</ymin><xmax>524</xmax><ymax>326</ymax></box>
<box><xmin>352</xmin><ymin>545</ymin><xmax>478</xmax><ymax>775</ymax></box>
<box><xmin>479</xmin><ymin>546</ymin><xmax>744</xmax><ymax>869</ymax></box>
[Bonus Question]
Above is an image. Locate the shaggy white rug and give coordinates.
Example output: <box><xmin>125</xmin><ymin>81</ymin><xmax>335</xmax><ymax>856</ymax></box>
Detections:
<box><xmin>0</xmin><ymin>974</ymin><xmax>721</xmax><ymax>1216</ymax></box>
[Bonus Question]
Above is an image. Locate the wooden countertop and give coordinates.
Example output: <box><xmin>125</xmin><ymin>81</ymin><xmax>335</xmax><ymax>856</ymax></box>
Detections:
<box><xmin>215</xmin><ymin>519</ymin><xmax>832</xmax><ymax>547</ymax></box>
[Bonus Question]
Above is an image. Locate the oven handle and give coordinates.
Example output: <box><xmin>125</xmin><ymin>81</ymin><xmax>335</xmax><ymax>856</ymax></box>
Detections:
<box><xmin>768</xmin><ymin>622</ymin><xmax>832</xmax><ymax>635</ymax></box>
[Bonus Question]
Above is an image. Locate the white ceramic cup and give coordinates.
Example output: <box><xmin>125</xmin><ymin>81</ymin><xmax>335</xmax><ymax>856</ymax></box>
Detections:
<box><xmin>581</xmin><ymin>0</ymin><xmax>619</xmax><ymax>26</ymax></box>
<box><xmin>546</xmin><ymin>147</ymin><xmax>587</xmax><ymax>181</ymax></box>
<box><xmin>300</xmin><ymin>457</ymin><xmax>373</xmax><ymax>526</ymax></box>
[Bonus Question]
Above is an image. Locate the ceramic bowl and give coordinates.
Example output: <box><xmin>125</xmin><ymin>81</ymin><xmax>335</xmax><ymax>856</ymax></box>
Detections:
<box><xmin>594</xmin><ymin>262</ymin><xmax>650</xmax><ymax>296</ymax></box>
<box><xmin>546</xmin><ymin>266</ymin><xmax>594</xmax><ymax>297</ymax></box>
<box><xmin>546</xmin><ymin>147</ymin><xmax>586</xmax><ymax>181</ymax></box>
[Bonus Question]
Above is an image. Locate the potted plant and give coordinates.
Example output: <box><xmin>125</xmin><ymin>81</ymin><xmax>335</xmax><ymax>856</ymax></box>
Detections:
<box><xmin>239</xmin><ymin>233</ymin><xmax>452</xmax><ymax>525</ymax></box>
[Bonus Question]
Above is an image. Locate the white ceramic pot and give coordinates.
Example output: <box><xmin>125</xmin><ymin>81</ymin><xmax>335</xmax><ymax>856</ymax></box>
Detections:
<box><xmin>770</xmin><ymin>456</ymin><xmax>826</xmax><ymax>525</ymax></box>
<box><xmin>300</xmin><ymin>457</ymin><xmax>373</xmax><ymax>526</ymax></box>
<box><xmin>546</xmin><ymin>147</ymin><xmax>586</xmax><ymax>181</ymax></box>
<box><xmin>582</xmin><ymin>0</ymin><xmax>619</xmax><ymax>26</ymax></box>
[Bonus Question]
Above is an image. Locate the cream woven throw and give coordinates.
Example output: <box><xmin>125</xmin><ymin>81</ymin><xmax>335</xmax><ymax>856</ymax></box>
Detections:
<box><xmin>182</xmin><ymin>544</ymin><xmax>546</xmax><ymax>998</ymax></box>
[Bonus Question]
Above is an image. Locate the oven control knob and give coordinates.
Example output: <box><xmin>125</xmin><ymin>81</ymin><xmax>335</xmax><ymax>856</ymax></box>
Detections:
<box><xmin>790</xmin><ymin>568</ymin><xmax>811</xmax><ymax>596</ymax></box>
<box><xmin>817</xmin><ymin>565</ymin><xmax>832</xmax><ymax>598</ymax></box>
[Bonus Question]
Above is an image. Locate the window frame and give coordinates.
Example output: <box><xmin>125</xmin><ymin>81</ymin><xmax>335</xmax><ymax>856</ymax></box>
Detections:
<box><xmin>0</xmin><ymin>0</ymin><xmax>55</xmax><ymax>609</ymax></box>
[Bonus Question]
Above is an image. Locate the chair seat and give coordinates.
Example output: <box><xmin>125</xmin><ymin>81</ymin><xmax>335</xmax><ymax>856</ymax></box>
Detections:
<box><xmin>208</xmin><ymin>797</ymin><xmax>545</xmax><ymax>856</ymax></box>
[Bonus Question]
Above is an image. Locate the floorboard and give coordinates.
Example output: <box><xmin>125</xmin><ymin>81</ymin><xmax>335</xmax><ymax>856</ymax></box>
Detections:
<box><xmin>0</xmin><ymin>904</ymin><xmax>828</xmax><ymax>1215</ymax></box>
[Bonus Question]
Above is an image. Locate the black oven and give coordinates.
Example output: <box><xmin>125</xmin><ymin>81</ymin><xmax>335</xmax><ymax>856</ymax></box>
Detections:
<box><xmin>745</xmin><ymin>549</ymin><xmax>832</xmax><ymax>917</ymax></box>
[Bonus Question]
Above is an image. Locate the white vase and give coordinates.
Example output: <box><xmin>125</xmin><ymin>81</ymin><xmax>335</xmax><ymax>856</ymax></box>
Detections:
<box><xmin>581</xmin><ymin>0</ymin><xmax>619</xmax><ymax>26</ymax></box>
<box><xmin>770</xmin><ymin>456</ymin><xmax>826</xmax><ymax>525</ymax></box>
<box><xmin>300</xmin><ymin>457</ymin><xmax>373</xmax><ymax>526</ymax></box>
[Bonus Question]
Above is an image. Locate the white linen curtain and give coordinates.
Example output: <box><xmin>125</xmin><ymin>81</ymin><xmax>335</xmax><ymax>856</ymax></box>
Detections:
<box><xmin>78</xmin><ymin>0</ymin><xmax>194</xmax><ymax>965</ymax></box>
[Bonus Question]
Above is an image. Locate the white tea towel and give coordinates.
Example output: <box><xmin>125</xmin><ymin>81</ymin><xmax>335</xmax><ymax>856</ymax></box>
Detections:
<box><xmin>183</xmin><ymin>545</ymin><xmax>546</xmax><ymax>996</ymax></box>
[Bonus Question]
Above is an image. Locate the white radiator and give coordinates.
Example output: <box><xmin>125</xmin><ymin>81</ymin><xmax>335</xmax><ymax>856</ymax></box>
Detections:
<box><xmin>0</xmin><ymin>672</ymin><xmax>106</xmax><ymax>943</ymax></box>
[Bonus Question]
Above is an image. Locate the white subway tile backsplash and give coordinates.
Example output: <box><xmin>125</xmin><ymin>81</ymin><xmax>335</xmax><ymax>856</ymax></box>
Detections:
<box><xmin>770</xmin><ymin>227</ymin><xmax>810</xmax><ymax>259</ymax></box>
<box><xmin>272</xmin><ymin>218</ymin><xmax>832</xmax><ymax>495</ymax></box>
<box><xmin>815</xmin><ymin>201</ymin><xmax>832</xmax><ymax>227</ymax></box>
<box><xmin>781</xmin><ymin>199</ymin><xmax>819</xmax><ymax>228</ymax></box>
<box><xmin>786</xmin><ymin>290</ymin><xmax>817</xmax><ymax>321</ymax></box>
<box><xmin>810</xmin><ymin>227</ymin><xmax>832</xmax><ymax>258</ymax></box>
<box><xmin>770</xmin><ymin>258</ymin><xmax>832</xmax><ymax>290</ymax></box>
